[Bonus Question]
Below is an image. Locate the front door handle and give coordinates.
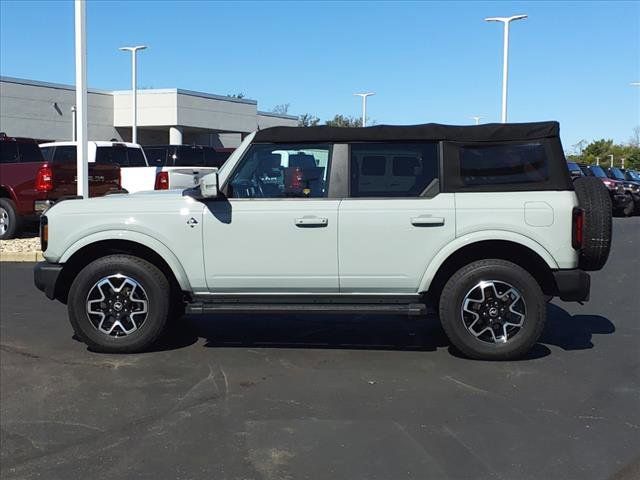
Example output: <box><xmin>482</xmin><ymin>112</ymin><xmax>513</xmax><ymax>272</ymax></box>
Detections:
<box><xmin>295</xmin><ymin>216</ymin><xmax>329</xmax><ymax>227</ymax></box>
<box><xmin>411</xmin><ymin>215</ymin><xmax>445</xmax><ymax>227</ymax></box>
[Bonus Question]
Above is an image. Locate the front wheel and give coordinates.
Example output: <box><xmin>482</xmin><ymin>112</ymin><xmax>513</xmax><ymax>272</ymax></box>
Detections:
<box><xmin>68</xmin><ymin>254</ymin><xmax>171</xmax><ymax>353</ymax></box>
<box><xmin>438</xmin><ymin>259</ymin><xmax>546</xmax><ymax>360</ymax></box>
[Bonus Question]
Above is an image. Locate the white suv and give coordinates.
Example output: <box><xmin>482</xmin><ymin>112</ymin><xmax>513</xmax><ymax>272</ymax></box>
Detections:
<box><xmin>34</xmin><ymin>122</ymin><xmax>612</xmax><ymax>360</ymax></box>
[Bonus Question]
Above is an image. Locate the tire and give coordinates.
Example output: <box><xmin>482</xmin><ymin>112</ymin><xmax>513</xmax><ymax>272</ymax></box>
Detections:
<box><xmin>573</xmin><ymin>177</ymin><xmax>612</xmax><ymax>271</ymax></box>
<box><xmin>439</xmin><ymin>259</ymin><xmax>546</xmax><ymax>361</ymax></box>
<box><xmin>68</xmin><ymin>254</ymin><xmax>171</xmax><ymax>353</ymax></box>
<box><xmin>0</xmin><ymin>198</ymin><xmax>22</xmax><ymax>240</ymax></box>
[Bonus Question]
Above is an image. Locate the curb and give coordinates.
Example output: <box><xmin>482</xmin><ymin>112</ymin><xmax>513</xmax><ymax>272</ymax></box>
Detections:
<box><xmin>0</xmin><ymin>251</ymin><xmax>44</xmax><ymax>262</ymax></box>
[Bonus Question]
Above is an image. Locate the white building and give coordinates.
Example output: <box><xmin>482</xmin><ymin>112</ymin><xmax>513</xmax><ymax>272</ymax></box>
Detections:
<box><xmin>0</xmin><ymin>76</ymin><xmax>298</xmax><ymax>147</ymax></box>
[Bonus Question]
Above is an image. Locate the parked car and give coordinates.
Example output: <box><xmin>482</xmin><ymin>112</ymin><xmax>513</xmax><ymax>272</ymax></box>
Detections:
<box><xmin>581</xmin><ymin>164</ymin><xmax>633</xmax><ymax>216</ymax></box>
<box><xmin>623</xmin><ymin>169</ymin><xmax>640</xmax><ymax>183</ymax></box>
<box><xmin>34</xmin><ymin>121</ymin><xmax>612</xmax><ymax>360</ymax></box>
<box><xmin>143</xmin><ymin>145</ymin><xmax>234</xmax><ymax>169</ymax></box>
<box><xmin>40</xmin><ymin>141</ymin><xmax>219</xmax><ymax>193</ymax></box>
<box><xmin>566</xmin><ymin>161</ymin><xmax>585</xmax><ymax>180</ymax></box>
<box><xmin>606</xmin><ymin>167</ymin><xmax>640</xmax><ymax>214</ymax></box>
<box><xmin>0</xmin><ymin>134</ymin><xmax>120</xmax><ymax>239</ymax></box>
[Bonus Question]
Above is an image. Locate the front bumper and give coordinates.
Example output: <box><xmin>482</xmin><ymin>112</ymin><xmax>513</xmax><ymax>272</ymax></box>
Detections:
<box><xmin>611</xmin><ymin>193</ymin><xmax>632</xmax><ymax>210</ymax></box>
<box><xmin>34</xmin><ymin>262</ymin><xmax>63</xmax><ymax>300</ymax></box>
<box><xmin>553</xmin><ymin>269</ymin><xmax>590</xmax><ymax>302</ymax></box>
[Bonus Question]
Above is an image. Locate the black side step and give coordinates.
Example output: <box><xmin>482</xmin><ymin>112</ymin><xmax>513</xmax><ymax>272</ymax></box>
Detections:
<box><xmin>186</xmin><ymin>302</ymin><xmax>427</xmax><ymax>316</ymax></box>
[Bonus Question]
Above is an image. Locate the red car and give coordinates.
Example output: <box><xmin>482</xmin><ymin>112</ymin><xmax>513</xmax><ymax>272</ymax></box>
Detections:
<box><xmin>0</xmin><ymin>134</ymin><xmax>121</xmax><ymax>239</ymax></box>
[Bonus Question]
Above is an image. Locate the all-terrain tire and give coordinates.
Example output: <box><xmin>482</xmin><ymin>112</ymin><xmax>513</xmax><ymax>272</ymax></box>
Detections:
<box><xmin>68</xmin><ymin>254</ymin><xmax>171</xmax><ymax>353</ymax></box>
<box><xmin>439</xmin><ymin>259</ymin><xmax>546</xmax><ymax>361</ymax></box>
<box><xmin>0</xmin><ymin>198</ymin><xmax>22</xmax><ymax>240</ymax></box>
<box><xmin>573</xmin><ymin>176</ymin><xmax>612</xmax><ymax>271</ymax></box>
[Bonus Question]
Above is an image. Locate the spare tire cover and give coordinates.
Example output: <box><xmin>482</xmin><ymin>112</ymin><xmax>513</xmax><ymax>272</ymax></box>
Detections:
<box><xmin>573</xmin><ymin>176</ymin><xmax>612</xmax><ymax>271</ymax></box>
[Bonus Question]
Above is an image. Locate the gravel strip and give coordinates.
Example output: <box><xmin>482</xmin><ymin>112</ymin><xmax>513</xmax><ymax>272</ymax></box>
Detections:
<box><xmin>0</xmin><ymin>237</ymin><xmax>41</xmax><ymax>254</ymax></box>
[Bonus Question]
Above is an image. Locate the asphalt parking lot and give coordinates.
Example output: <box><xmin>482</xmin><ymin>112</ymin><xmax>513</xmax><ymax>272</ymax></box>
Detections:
<box><xmin>1</xmin><ymin>218</ymin><xmax>639</xmax><ymax>480</ymax></box>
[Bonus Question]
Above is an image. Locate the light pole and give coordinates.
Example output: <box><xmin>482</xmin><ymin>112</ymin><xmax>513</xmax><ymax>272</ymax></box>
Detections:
<box><xmin>119</xmin><ymin>45</ymin><xmax>147</xmax><ymax>144</ymax></box>
<box><xmin>74</xmin><ymin>0</ymin><xmax>88</xmax><ymax>197</ymax></box>
<box><xmin>485</xmin><ymin>14</ymin><xmax>527</xmax><ymax>123</ymax></box>
<box><xmin>470</xmin><ymin>115</ymin><xmax>484</xmax><ymax>125</ymax></box>
<box><xmin>608</xmin><ymin>154</ymin><xmax>614</xmax><ymax>167</ymax></box>
<box><xmin>354</xmin><ymin>92</ymin><xmax>375</xmax><ymax>127</ymax></box>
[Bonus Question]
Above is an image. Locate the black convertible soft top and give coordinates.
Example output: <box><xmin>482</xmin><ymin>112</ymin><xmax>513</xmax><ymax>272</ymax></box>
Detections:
<box><xmin>253</xmin><ymin>121</ymin><xmax>560</xmax><ymax>144</ymax></box>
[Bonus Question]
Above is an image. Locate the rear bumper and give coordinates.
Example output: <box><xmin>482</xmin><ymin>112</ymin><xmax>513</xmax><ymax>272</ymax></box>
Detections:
<box><xmin>553</xmin><ymin>269</ymin><xmax>590</xmax><ymax>302</ymax></box>
<box><xmin>33</xmin><ymin>262</ymin><xmax>62</xmax><ymax>300</ymax></box>
<box><xmin>34</xmin><ymin>200</ymin><xmax>54</xmax><ymax>213</ymax></box>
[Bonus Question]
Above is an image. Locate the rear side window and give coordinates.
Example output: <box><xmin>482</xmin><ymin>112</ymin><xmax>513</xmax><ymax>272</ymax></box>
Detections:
<box><xmin>127</xmin><ymin>148</ymin><xmax>147</xmax><ymax>167</ymax></box>
<box><xmin>40</xmin><ymin>146</ymin><xmax>54</xmax><ymax>162</ymax></box>
<box><xmin>144</xmin><ymin>147</ymin><xmax>168</xmax><ymax>167</ymax></box>
<box><xmin>350</xmin><ymin>143</ymin><xmax>439</xmax><ymax>197</ymax></box>
<box><xmin>204</xmin><ymin>149</ymin><xmax>231</xmax><ymax>168</ymax></box>
<box><xmin>459</xmin><ymin>143</ymin><xmax>548</xmax><ymax>186</ymax></box>
<box><xmin>175</xmin><ymin>147</ymin><xmax>205</xmax><ymax>167</ymax></box>
<box><xmin>52</xmin><ymin>146</ymin><xmax>77</xmax><ymax>164</ymax></box>
<box><xmin>96</xmin><ymin>146</ymin><xmax>128</xmax><ymax>166</ymax></box>
<box><xmin>18</xmin><ymin>142</ymin><xmax>45</xmax><ymax>163</ymax></box>
<box><xmin>0</xmin><ymin>142</ymin><xmax>20</xmax><ymax>163</ymax></box>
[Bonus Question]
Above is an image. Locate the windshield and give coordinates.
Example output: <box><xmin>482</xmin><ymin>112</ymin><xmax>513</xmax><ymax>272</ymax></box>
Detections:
<box><xmin>626</xmin><ymin>170</ymin><xmax>640</xmax><ymax>181</ymax></box>
<box><xmin>609</xmin><ymin>168</ymin><xmax>625</xmax><ymax>181</ymax></box>
<box><xmin>217</xmin><ymin>132</ymin><xmax>256</xmax><ymax>180</ymax></box>
<box><xmin>589</xmin><ymin>165</ymin><xmax>608</xmax><ymax>178</ymax></box>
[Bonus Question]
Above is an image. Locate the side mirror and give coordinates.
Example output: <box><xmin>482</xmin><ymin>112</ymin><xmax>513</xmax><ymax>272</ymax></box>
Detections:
<box><xmin>200</xmin><ymin>170</ymin><xmax>220</xmax><ymax>198</ymax></box>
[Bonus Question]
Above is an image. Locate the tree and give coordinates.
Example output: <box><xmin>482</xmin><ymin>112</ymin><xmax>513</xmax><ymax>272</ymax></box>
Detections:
<box><xmin>227</xmin><ymin>92</ymin><xmax>245</xmax><ymax>99</ymax></box>
<box><xmin>298</xmin><ymin>113</ymin><xmax>320</xmax><ymax>127</ymax></box>
<box><xmin>325</xmin><ymin>114</ymin><xmax>362</xmax><ymax>128</ymax></box>
<box><xmin>271</xmin><ymin>103</ymin><xmax>290</xmax><ymax>115</ymax></box>
<box><xmin>569</xmin><ymin>130</ymin><xmax>640</xmax><ymax>170</ymax></box>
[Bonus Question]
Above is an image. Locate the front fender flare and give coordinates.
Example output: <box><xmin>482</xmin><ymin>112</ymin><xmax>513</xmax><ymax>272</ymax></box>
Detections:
<box><xmin>418</xmin><ymin>230</ymin><xmax>559</xmax><ymax>292</ymax></box>
<box><xmin>58</xmin><ymin>230</ymin><xmax>192</xmax><ymax>291</ymax></box>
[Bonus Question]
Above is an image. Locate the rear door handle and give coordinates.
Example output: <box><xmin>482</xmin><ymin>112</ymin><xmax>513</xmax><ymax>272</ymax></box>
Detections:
<box><xmin>411</xmin><ymin>215</ymin><xmax>445</xmax><ymax>227</ymax></box>
<box><xmin>295</xmin><ymin>216</ymin><xmax>329</xmax><ymax>227</ymax></box>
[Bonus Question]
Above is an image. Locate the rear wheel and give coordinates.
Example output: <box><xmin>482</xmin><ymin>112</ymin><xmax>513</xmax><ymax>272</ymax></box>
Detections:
<box><xmin>0</xmin><ymin>198</ymin><xmax>22</xmax><ymax>240</ymax></box>
<box><xmin>68</xmin><ymin>254</ymin><xmax>171</xmax><ymax>353</ymax></box>
<box><xmin>439</xmin><ymin>259</ymin><xmax>546</xmax><ymax>360</ymax></box>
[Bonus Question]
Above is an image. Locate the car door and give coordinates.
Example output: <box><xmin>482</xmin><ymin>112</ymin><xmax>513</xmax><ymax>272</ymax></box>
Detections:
<box><xmin>202</xmin><ymin>142</ymin><xmax>340</xmax><ymax>292</ymax></box>
<box><xmin>338</xmin><ymin>142</ymin><xmax>456</xmax><ymax>293</ymax></box>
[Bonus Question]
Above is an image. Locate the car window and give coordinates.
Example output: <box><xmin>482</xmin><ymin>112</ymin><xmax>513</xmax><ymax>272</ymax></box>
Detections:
<box><xmin>40</xmin><ymin>146</ymin><xmax>54</xmax><ymax>162</ymax></box>
<box><xmin>18</xmin><ymin>142</ymin><xmax>45</xmax><ymax>163</ymax></box>
<box><xmin>589</xmin><ymin>165</ymin><xmax>607</xmax><ymax>178</ymax></box>
<box><xmin>609</xmin><ymin>168</ymin><xmax>625</xmax><ymax>181</ymax></box>
<box><xmin>204</xmin><ymin>149</ymin><xmax>231</xmax><ymax>168</ymax></box>
<box><xmin>52</xmin><ymin>146</ymin><xmax>77</xmax><ymax>164</ymax></box>
<box><xmin>175</xmin><ymin>147</ymin><xmax>205</xmax><ymax>167</ymax></box>
<box><xmin>460</xmin><ymin>142</ymin><xmax>549</xmax><ymax>186</ymax></box>
<box><xmin>96</xmin><ymin>146</ymin><xmax>128</xmax><ymax>166</ymax></box>
<box><xmin>144</xmin><ymin>147</ymin><xmax>168</xmax><ymax>167</ymax></box>
<box><xmin>350</xmin><ymin>143</ymin><xmax>439</xmax><ymax>197</ymax></box>
<box><xmin>0</xmin><ymin>142</ymin><xmax>20</xmax><ymax>164</ymax></box>
<box><xmin>127</xmin><ymin>148</ymin><xmax>147</xmax><ymax>167</ymax></box>
<box><xmin>228</xmin><ymin>143</ymin><xmax>330</xmax><ymax>198</ymax></box>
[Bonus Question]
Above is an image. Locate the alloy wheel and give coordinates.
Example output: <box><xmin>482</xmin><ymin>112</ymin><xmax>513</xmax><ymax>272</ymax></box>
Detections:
<box><xmin>86</xmin><ymin>274</ymin><xmax>149</xmax><ymax>337</ymax></box>
<box><xmin>0</xmin><ymin>207</ymin><xmax>8</xmax><ymax>236</ymax></box>
<box><xmin>461</xmin><ymin>280</ymin><xmax>526</xmax><ymax>344</ymax></box>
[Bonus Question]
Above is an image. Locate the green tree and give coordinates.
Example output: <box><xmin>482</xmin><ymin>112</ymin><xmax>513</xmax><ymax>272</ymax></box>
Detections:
<box><xmin>298</xmin><ymin>113</ymin><xmax>320</xmax><ymax>127</ymax></box>
<box><xmin>271</xmin><ymin>103</ymin><xmax>290</xmax><ymax>115</ymax></box>
<box><xmin>227</xmin><ymin>92</ymin><xmax>245</xmax><ymax>99</ymax></box>
<box><xmin>325</xmin><ymin>114</ymin><xmax>362</xmax><ymax>127</ymax></box>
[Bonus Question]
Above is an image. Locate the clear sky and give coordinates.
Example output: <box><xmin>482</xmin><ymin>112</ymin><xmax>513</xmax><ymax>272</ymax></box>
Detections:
<box><xmin>1</xmin><ymin>0</ymin><xmax>639</xmax><ymax>150</ymax></box>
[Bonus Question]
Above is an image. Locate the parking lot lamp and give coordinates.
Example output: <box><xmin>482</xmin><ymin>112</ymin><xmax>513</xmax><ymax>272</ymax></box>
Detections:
<box><xmin>470</xmin><ymin>115</ymin><xmax>484</xmax><ymax>125</ymax></box>
<box><xmin>354</xmin><ymin>92</ymin><xmax>375</xmax><ymax>127</ymax></box>
<box><xmin>74</xmin><ymin>0</ymin><xmax>88</xmax><ymax>197</ymax></box>
<box><xmin>608</xmin><ymin>154</ymin><xmax>614</xmax><ymax>167</ymax></box>
<box><xmin>119</xmin><ymin>45</ymin><xmax>147</xmax><ymax>144</ymax></box>
<box><xmin>485</xmin><ymin>14</ymin><xmax>527</xmax><ymax>123</ymax></box>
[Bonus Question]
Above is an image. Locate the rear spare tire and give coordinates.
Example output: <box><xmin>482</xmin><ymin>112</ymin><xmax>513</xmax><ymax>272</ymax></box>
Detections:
<box><xmin>573</xmin><ymin>177</ymin><xmax>612</xmax><ymax>271</ymax></box>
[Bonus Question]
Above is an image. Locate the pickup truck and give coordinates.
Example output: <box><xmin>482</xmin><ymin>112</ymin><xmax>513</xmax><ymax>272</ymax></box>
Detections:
<box><xmin>41</xmin><ymin>141</ymin><xmax>219</xmax><ymax>193</ymax></box>
<box><xmin>0</xmin><ymin>134</ymin><xmax>120</xmax><ymax>239</ymax></box>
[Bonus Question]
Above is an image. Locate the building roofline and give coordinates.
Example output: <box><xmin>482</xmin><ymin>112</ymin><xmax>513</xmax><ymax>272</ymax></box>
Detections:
<box><xmin>112</xmin><ymin>87</ymin><xmax>258</xmax><ymax>105</ymax></box>
<box><xmin>0</xmin><ymin>75</ymin><xmax>112</xmax><ymax>95</ymax></box>
<box><xmin>257</xmin><ymin>110</ymin><xmax>299</xmax><ymax>121</ymax></box>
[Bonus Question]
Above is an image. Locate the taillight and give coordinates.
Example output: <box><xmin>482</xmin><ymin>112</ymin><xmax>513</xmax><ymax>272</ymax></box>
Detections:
<box><xmin>572</xmin><ymin>207</ymin><xmax>584</xmax><ymax>250</ymax></box>
<box><xmin>154</xmin><ymin>171</ymin><xmax>169</xmax><ymax>190</ymax></box>
<box><xmin>35</xmin><ymin>165</ymin><xmax>53</xmax><ymax>192</ymax></box>
<box><xmin>40</xmin><ymin>215</ymin><xmax>48</xmax><ymax>252</ymax></box>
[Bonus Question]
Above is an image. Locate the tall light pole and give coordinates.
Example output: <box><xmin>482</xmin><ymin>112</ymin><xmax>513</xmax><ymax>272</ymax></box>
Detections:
<box><xmin>470</xmin><ymin>115</ymin><xmax>484</xmax><ymax>125</ymax></box>
<box><xmin>485</xmin><ymin>14</ymin><xmax>527</xmax><ymax>123</ymax></box>
<box><xmin>354</xmin><ymin>92</ymin><xmax>375</xmax><ymax>127</ymax></box>
<box><xmin>119</xmin><ymin>45</ymin><xmax>147</xmax><ymax>144</ymax></box>
<box><xmin>74</xmin><ymin>0</ymin><xmax>88</xmax><ymax>197</ymax></box>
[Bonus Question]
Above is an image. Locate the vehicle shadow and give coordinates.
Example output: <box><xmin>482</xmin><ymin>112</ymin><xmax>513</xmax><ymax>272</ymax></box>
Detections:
<box><xmin>150</xmin><ymin>302</ymin><xmax>615</xmax><ymax>358</ymax></box>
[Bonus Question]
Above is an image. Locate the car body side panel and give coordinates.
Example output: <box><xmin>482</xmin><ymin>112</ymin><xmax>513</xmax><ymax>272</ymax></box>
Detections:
<box><xmin>44</xmin><ymin>193</ymin><xmax>207</xmax><ymax>292</ymax></box>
